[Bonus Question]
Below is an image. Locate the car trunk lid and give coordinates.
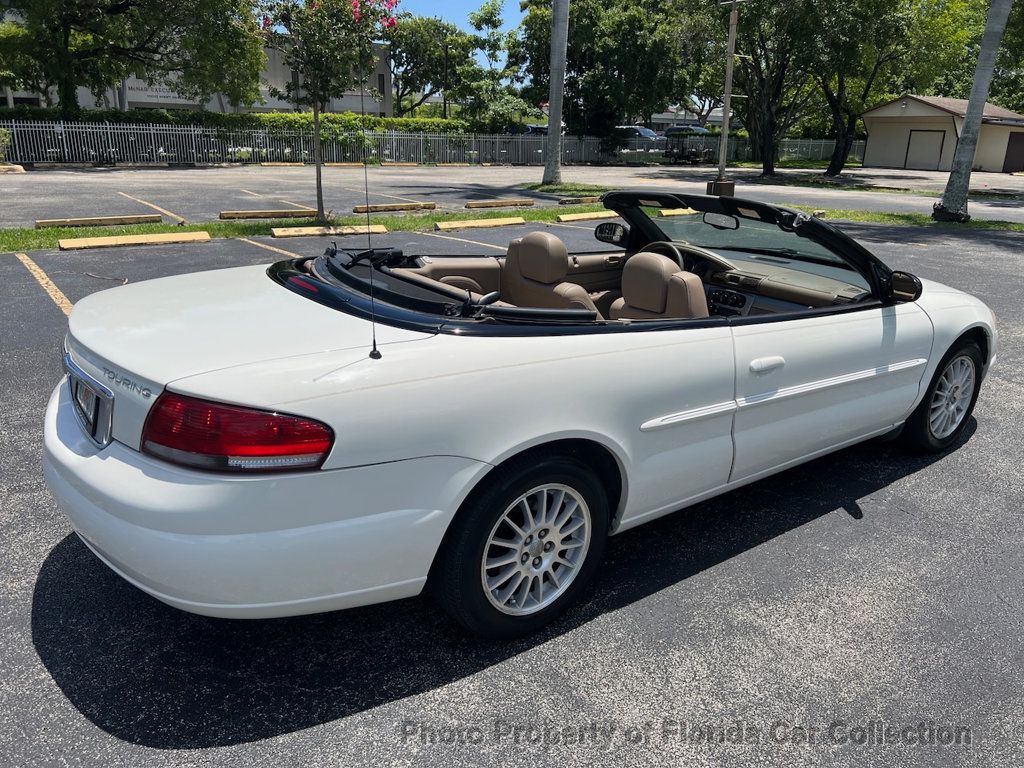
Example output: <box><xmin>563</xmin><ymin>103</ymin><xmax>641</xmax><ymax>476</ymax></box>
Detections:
<box><xmin>65</xmin><ymin>264</ymin><xmax>431</xmax><ymax>449</ymax></box>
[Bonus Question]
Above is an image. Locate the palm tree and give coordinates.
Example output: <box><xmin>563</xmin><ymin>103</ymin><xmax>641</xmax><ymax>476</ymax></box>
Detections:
<box><xmin>542</xmin><ymin>0</ymin><xmax>569</xmax><ymax>185</ymax></box>
<box><xmin>933</xmin><ymin>0</ymin><xmax>1015</xmax><ymax>222</ymax></box>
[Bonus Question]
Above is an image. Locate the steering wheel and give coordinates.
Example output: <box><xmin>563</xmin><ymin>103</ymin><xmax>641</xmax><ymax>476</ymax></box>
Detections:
<box><xmin>642</xmin><ymin>240</ymin><xmax>736</xmax><ymax>275</ymax></box>
<box><xmin>644</xmin><ymin>240</ymin><xmax>688</xmax><ymax>270</ymax></box>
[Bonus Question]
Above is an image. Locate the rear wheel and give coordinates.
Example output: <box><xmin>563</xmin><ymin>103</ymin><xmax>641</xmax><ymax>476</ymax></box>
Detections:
<box><xmin>902</xmin><ymin>339</ymin><xmax>984</xmax><ymax>452</ymax></box>
<box><xmin>431</xmin><ymin>454</ymin><xmax>609</xmax><ymax>638</ymax></box>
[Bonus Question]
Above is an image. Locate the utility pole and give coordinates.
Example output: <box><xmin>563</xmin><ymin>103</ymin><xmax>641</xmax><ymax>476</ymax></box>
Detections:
<box><xmin>442</xmin><ymin>39</ymin><xmax>450</xmax><ymax>120</ymax></box>
<box><xmin>707</xmin><ymin>0</ymin><xmax>739</xmax><ymax>196</ymax></box>
<box><xmin>542</xmin><ymin>0</ymin><xmax>569</xmax><ymax>185</ymax></box>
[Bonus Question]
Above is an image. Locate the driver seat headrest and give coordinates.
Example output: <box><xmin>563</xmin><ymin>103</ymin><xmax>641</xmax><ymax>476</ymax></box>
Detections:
<box><xmin>610</xmin><ymin>251</ymin><xmax>710</xmax><ymax>320</ymax></box>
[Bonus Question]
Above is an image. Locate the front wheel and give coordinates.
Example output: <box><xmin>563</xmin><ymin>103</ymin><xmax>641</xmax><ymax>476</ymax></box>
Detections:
<box><xmin>430</xmin><ymin>454</ymin><xmax>609</xmax><ymax>638</ymax></box>
<box><xmin>902</xmin><ymin>339</ymin><xmax>984</xmax><ymax>452</ymax></box>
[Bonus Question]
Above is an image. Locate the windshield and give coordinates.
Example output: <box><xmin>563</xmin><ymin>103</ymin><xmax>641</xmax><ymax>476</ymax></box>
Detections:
<box><xmin>635</xmin><ymin>127</ymin><xmax>658</xmax><ymax>138</ymax></box>
<box><xmin>639</xmin><ymin>206</ymin><xmax>845</xmax><ymax>264</ymax></box>
<box><xmin>634</xmin><ymin>203</ymin><xmax>870</xmax><ymax>290</ymax></box>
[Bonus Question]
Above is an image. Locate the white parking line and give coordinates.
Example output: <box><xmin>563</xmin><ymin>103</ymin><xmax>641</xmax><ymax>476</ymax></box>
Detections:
<box><xmin>419</xmin><ymin>231</ymin><xmax>507</xmax><ymax>251</ymax></box>
<box><xmin>116</xmin><ymin>192</ymin><xmax>186</xmax><ymax>224</ymax></box>
<box><xmin>237</xmin><ymin>238</ymin><xmax>302</xmax><ymax>258</ymax></box>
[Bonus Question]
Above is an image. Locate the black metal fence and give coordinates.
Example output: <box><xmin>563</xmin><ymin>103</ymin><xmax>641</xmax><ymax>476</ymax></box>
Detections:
<box><xmin>0</xmin><ymin>120</ymin><xmax>864</xmax><ymax>167</ymax></box>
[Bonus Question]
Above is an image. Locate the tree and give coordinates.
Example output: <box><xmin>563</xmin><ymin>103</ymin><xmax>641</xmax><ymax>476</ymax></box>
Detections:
<box><xmin>262</xmin><ymin>0</ymin><xmax>397</xmax><ymax>223</ymax></box>
<box><xmin>454</xmin><ymin>0</ymin><xmax>540</xmax><ymax>132</ymax></box>
<box><xmin>806</xmin><ymin>0</ymin><xmax>911</xmax><ymax>176</ymax></box>
<box><xmin>384</xmin><ymin>14</ymin><xmax>473</xmax><ymax>116</ymax></box>
<box><xmin>731</xmin><ymin>0</ymin><xmax>817</xmax><ymax>176</ymax></box>
<box><xmin>2</xmin><ymin>0</ymin><xmax>265</xmax><ymax>119</ymax></box>
<box><xmin>511</xmin><ymin>0</ymin><xmax>682</xmax><ymax>138</ymax></box>
<box><xmin>542</xmin><ymin>0</ymin><xmax>569</xmax><ymax>184</ymax></box>
<box><xmin>934</xmin><ymin>0</ymin><xmax>1016</xmax><ymax>222</ymax></box>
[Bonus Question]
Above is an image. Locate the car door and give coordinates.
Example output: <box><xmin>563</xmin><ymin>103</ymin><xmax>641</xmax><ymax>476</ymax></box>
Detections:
<box><xmin>729</xmin><ymin>302</ymin><xmax>933</xmax><ymax>482</ymax></box>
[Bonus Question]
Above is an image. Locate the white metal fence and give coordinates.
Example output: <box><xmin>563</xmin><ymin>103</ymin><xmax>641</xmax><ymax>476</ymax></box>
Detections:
<box><xmin>0</xmin><ymin>120</ymin><xmax>864</xmax><ymax>167</ymax></box>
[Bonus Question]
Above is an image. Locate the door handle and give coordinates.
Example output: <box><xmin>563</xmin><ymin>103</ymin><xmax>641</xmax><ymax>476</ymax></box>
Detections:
<box><xmin>605</xmin><ymin>255</ymin><xmax>623</xmax><ymax>265</ymax></box>
<box><xmin>749</xmin><ymin>355</ymin><xmax>786</xmax><ymax>374</ymax></box>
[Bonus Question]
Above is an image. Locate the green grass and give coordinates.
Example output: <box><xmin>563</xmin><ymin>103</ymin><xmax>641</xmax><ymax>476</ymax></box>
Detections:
<box><xmin>0</xmin><ymin>205</ymin><xmax>608</xmax><ymax>253</ymax></box>
<box><xmin>745</xmin><ymin>174</ymin><xmax>1023</xmax><ymax>201</ymax></box>
<box><xmin>519</xmin><ymin>182</ymin><xmax>613</xmax><ymax>196</ymax></box>
<box><xmin>732</xmin><ymin>158</ymin><xmax>864</xmax><ymax>170</ymax></box>
<box><xmin>789</xmin><ymin>205</ymin><xmax>1024</xmax><ymax>232</ymax></box>
<box><xmin>4</xmin><ymin>200</ymin><xmax>1021</xmax><ymax>254</ymax></box>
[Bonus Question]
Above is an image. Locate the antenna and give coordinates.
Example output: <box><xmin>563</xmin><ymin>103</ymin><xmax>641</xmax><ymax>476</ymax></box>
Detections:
<box><xmin>359</xmin><ymin>80</ymin><xmax>382</xmax><ymax>360</ymax></box>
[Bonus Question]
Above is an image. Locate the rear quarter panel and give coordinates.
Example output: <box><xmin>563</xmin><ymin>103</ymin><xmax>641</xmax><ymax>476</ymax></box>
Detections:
<box><xmin>172</xmin><ymin>325</ymin><xmax>738</xmax><ymax>526</ymax></box>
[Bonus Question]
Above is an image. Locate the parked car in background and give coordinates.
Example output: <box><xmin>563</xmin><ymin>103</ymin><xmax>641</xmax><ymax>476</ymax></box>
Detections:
<box><xmin>665</xmin><ymin>124</ymin><xmax>712</xmax><ymax>138</ymax></box>
<box><xmin>615</xmin><ymin>125</ymin><xmax>665</xmax><ymax>151</ymax></box>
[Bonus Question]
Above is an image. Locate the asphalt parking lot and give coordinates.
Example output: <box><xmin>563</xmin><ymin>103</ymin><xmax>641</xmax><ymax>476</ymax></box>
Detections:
<box><xmin>4</xmin><ymin>164</ymin><xmax>1024</xmax><ymax>228</ymax></box>
<box><xmin>2</xmin><ymin>218</ymin><xmax>1023</xmax><ymax>766</ymax></box>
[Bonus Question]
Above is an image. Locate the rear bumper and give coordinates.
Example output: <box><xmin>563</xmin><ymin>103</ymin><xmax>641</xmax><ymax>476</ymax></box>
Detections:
<box><xmin>43</xmin><ymin>381</ymin><xmax>490</xmax><ymax>618</ymax></box>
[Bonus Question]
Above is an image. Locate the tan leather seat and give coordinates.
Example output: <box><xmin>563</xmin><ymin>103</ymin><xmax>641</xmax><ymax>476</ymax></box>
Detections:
<box><xmin>501</xmin><ymin>232</ymin><xmax>599</xmax><ymax>313</ymax></box>
<box><xmin>609</xmin><ymin>252</ymin><xmax>709</xmax><ymax>320</ymax></box>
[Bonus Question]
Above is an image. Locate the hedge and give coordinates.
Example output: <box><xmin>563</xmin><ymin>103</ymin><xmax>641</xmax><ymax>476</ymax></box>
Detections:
<box><xmin>0</xmin><ymin>128</ymin><xmax>10</xmax><ymax>162</ymax></box>
<box><xmin>0</xmin><ymin>106</ymin><xmax>468</xmax><ymax>134</ymax></box>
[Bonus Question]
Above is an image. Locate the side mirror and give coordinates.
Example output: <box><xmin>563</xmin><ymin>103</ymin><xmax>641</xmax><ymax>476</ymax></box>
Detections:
<box><xmin>595</xmin><ymin>221</ymin><xmax>629</xmax><ymax>246</ymax></box>
<box><xmin>888</xmin><ymin>270</ymin><xmax>923</xmax><ymax>302</ymax></box>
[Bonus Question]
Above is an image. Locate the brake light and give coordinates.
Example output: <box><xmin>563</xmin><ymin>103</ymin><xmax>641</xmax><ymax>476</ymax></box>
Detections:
<box><xmin>141</xmin><ymin>392</ymin><xmax>334</xmax><ymax>472</ymax></box>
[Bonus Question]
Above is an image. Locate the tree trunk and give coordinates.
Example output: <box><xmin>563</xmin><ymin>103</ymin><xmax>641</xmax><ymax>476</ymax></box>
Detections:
<box><xmin>542</xmin><ymin>0</ymin><xmax>569</xmax><ymax>185</ymax></box>
<box><xmin>824</xmin><ymin>114</ymin><xmax>857</xmax><ymax>177</ymax></box>
<box><xmin>934</xmin><ymin>0</ymin><xmax>1014</xmax><ymax>222</ymax></box>
<box><xmin>312</xmin><ymin>100</ymin><xmax>326</xmax><ymax>223</ymax></box>
<box><xmin>57</xmin><ymin>74</ymin><xmax>80</xmax><ymax>120</ymax></box>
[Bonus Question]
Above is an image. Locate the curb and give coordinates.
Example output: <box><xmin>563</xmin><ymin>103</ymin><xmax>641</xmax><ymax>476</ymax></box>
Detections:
<box><xmin>0</xmin><ymin>164</ymin><xmax>26</xmax><ymax>174</ymax></box>
<box><xmin>58</xmin><ymin>231</ymin><xmax>211</xmax><ymax>250</ymax></box>
<box><xmin>35</xmin><ymin>214</ymin><xmax>162</xmax><ymax>229</ymax></box>
<box><xmin>220</xmin><ymin>209</ymin><xmax>316</xmax><ymax>220</ymax></box>
<box><xmin>657</xmin><ymin>208</ymin><xmax>699</xmax><ymax>217</ymax></box>
<box><xmin>435</xmin><ymin>217</ymin><xmax>526</xmax><ymax>231</ymax></box>
<box><xmin>271</xmin><ymin>224</ymin><xmax>389</xmax><ymax>238</ymax></box>
<box><xmin>465</xmin><ymin>199</ymin><xmax>535</xmax><ymax>209</ymax></box>
<box><xmin>353</xmin><ymin>202</ymin><xmax>436</xmax><ymax>213</ymax></box>
<box><xmin>555</xmin><ymin>211</ymin><xmax>617</xmax><ymax>223</ymax></box>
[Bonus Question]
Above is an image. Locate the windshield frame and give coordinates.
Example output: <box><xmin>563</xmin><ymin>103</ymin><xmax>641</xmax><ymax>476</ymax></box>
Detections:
<box><xmin>601</xmin><ymin>191</ymin><xmax>888</xmax><ymax>300</ymax></box>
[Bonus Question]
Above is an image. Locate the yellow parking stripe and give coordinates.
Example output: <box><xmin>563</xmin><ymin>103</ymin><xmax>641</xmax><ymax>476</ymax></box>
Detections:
<box><xmin>15</xmin><ymin>253</ymin><xmax>73</xmax><ymax>316</ymax></box>
<box><xmin>116</xmin><ymin>191</ymin><xmax>186</xmax><ymax>224</ymax></box>
<box><xmin>237</xmin><ymin>237</ymin><xmax>302</xmax><ymax>258</ymax></box>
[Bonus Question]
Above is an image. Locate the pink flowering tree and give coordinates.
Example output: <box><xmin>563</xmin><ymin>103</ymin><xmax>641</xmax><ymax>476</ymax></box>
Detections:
<box><xmin>262</xmin><ymin>0</ymin><xmax>398</xmax><ymax>222</ymax></box>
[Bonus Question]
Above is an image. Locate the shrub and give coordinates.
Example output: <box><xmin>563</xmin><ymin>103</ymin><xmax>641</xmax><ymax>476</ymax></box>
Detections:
<box><xmin>0</xmin><ymin>127</ymin><xmax>10</xmax><ymax>162</ymax></box>
<box><xmin>0</xmin><ymin>106</ymin><xmax>468</xmax><ymax>134</ymax></box>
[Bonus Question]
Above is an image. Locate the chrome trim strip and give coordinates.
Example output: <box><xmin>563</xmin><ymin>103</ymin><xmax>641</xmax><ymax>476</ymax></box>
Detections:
<box><xmin>639</xmin><ymin>358</ymin><xmax>928</xmax><ymax>432</ymax></box>
<box><xmin>639</xmin><ymin>400</ymin><xmax>738</xmax><ymax>432</ymax></box>
<box><xmin>738</xmin><ymin>358</ymin><xmax>928</xmax><ymax>409</ymax></box>
<box><xmin>63</xmin><ymin>346</ymin><xmax>115</xmax><ymax>448</ymax></box>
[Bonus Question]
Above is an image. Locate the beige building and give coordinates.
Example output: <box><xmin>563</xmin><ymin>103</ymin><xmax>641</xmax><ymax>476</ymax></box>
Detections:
<box><xmin>3</xmin><ymin>44</ymin><xmax>392</xmax><ymax>117</ymax></box>
<box><xmin>862</xmin><ymin>95</ymin><xmax>1024</xmax><ymax>173</ymax></box>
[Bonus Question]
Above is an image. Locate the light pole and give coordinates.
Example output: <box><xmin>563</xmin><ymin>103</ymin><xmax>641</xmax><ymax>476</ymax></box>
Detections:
<box><xmin>707</xmin><ymin>0</ymin><xmax>739</xmax><ymax>196</ymax></box>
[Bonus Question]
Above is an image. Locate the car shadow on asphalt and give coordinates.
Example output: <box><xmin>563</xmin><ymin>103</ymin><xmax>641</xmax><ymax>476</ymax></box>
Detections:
<box><xmin>30</xmin><ymin>422</ymin><xmax>974</xmax><ymax>749</ymax></box>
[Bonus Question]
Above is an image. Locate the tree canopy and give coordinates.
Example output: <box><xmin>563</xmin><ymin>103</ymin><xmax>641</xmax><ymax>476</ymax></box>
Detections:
<box><xmin>1</xmin><ymin>0</ymin><xmax>266</xmax><ymax>118</ymax></box>
<box><xmin>384</xmin><ymin>14</ymin><xmax>475</xmax><ymax>117</ymax></box>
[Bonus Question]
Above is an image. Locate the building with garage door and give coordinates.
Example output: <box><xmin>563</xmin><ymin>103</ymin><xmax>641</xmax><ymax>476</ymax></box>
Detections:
<box><xmin>862</xmin><ymin>95</ymin><xmax>1024</xmax><ymax>173</ymax></box>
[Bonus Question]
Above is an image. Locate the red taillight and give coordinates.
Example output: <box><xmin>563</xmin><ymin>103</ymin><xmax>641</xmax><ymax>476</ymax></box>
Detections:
<box><xmin>142</xmin><ymin>392</ymin><xmax>334</xmax><ymax>472</ymax></box>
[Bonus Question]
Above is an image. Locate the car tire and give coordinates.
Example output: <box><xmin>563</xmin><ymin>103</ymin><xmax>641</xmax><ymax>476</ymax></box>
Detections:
<box><xmin>430</xmin><ymin>453</ymin><xmax>609</xmax><ymax>639</ymax></box>
<box><xmin>901</xmin><ymin>339</ymin><xmax>984</xmax><ymax>453</ymax></box>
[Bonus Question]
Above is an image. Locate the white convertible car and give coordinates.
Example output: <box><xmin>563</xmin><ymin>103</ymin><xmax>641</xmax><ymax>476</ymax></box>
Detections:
<box><xmin>44</xmin><ymin>192</ymin><xmax>996</xmax><ymax>637</ymax></box>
